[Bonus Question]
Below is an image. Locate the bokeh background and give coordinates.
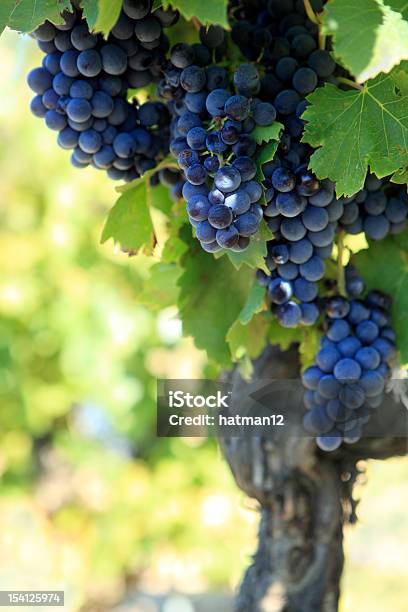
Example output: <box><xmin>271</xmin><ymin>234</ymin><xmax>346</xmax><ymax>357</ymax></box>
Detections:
<box><xmin>0</xmin><ymin>29</ymin><xmax>407</xmax><ymax>612</ymax></box>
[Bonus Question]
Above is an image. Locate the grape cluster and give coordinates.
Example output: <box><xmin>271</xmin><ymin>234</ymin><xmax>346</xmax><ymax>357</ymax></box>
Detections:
<box><xmin>339</xmin><ymin>175</ymin><xmax>408</xmax><ymax>240</ymax></box>
<box><xmin>257</xmin><ymin>150</ymin><xmax>341</xmax><ymax>327</ymax></box>
<box><xmin>230</xmin><ymin>0</ymin><xmax>335</xmax><ymax>127</ymax></box>
<box><xmin>27</xmin><ymin>1</ymin><xmax>178</xmax><ymax>182</ymax></box>
<box><xmin>302</xmin><ymin>284</ymin><xmax>396</xmax><ymax>451</ymax></box>
<box><xmin>162</xmin><ymin>51</ymin><xmax>278</xmax><ymax>252</ymax></box>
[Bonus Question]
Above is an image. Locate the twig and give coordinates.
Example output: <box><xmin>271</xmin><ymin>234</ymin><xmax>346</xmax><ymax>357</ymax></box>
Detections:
<box><xmin>191</xmin><ymin>16</ymin><xmax>202</xmax><ymax>31</ymax></box>
<box><xmin>319</xmin><ymin>32</ymin><xmax>326</xmax><ymax>50</ymax></box>
<box><xmin>336</xmin><ymin>77</ymin><xmax>364</xmax><ymax>91</ymax></box>
<box><xmin>337</xmin><ymin>231</ymin><xmax>347</xmax><ymax>297</ymax></box>
<box><xmin>303</xmin><ymin>0</ymin><xmax>320</xmax><ymax>25</ymax></box>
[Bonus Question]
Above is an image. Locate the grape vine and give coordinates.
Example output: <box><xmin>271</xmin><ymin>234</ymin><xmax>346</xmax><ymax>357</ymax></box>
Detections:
<box><xmin>13</xmin><ymin>0</ymin><xmax>408</xmax><ymax>452</ymax></box>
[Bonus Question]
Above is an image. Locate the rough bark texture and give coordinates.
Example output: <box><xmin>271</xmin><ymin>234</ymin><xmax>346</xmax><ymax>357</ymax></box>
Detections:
<box><xmin>219</xmin><ymin>345</ymin><xmax>407</xmax><ymax>612</ymax></box>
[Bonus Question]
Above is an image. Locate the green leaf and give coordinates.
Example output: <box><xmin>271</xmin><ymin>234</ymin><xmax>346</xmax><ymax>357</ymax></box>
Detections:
<box><xmin>252</xmin><ymin>121</ymin><xmax>283</xmax><ymax>145</ymax></box>
<box><xmin>256</xmin><ymin>139</ymin><xmax>280</xmax><ymax>195</ymax></box>
<box><xmin>258</xmin><ymin>140</ymin><xmax>280</xmax><ymax>167</ymax></box>
<box><xmin>227</xmin><ymin>313</ymin><xmax>269</xmax><ymax>361</ymax></box>
<box><xmin>302</xmin><ymin>70</ymin><xmax>408</xmax><ymax>196</ymax></box>
<box><xmin>82</xmin><ymin>0</ymin><xmax>122</xmax><ymax>36</ymax></box>
<box><xmin>226</xmin><ymin>280</ymin><xmax>267</xmax><ymax>362</ymax></box>
<box><xmin>324</xmin><ymin>0</ymin><xmax>408</xmax><ymax>82</ymax></box>
<box><xmin>355</xmin><ymin>237</ymin><xmax>408</xmax><ymax>363</ymax></box>
<box><xmin>117</xmin><ymin>156</ymin><xmax>178</xmax><ymax>193</ymax></box>
<box><xmin>101</xmin><ymin>181</ymin><xmax>155</xmax><ymax>255</ymax></box>
<box><xmin>268</xmin><ymin>318</ymin><xmax>303</xmax><ymax>351</ymax></box>
<box><xmin>226</xmin><ymin>220</ymin><xmax>271</xmax><ymax>270</ymax></box>
<box><xmin>299</xmin><ymin>327</ymin><xmax>321</xmax><ymax>370</ymax></box>
<box><xmin>138</xmin><ymin>263</ymin><xmax>182</xmax><ymax>310</ymax></box>
<box><xmin>1</xmin><ymin>0</ymin><xmax>72</xmax><ymax>35</ymax></box>
<box><xmin>177</xmin><ymin>230</ymin><xmax>253</xmax><ymax>366</ymax></box>
<box><xmin>149</xmin><ymin>183</ymin><xmax>174</xmax><ymax>215</ymax></box>
<box><xmin>161</xmin><ymin>216</ymin><xmax>189</xmax><ymax>264</ymax></box>
<box><xmin>162</xmin><ymin>0</ymin><xmax>229</xmax><ymax>28</ymax></box>
<box><xmin>237</xmin><ymin>282</ymin><xmax>266</xmax><ymax>325</ymax></box>
<box><xmin>391</xmin><ymin>166</ymin><xmax>408</xmax><ymax>184</ymax></box>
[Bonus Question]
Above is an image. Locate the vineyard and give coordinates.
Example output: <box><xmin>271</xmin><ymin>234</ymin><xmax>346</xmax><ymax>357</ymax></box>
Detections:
<box><xmin>1</xmin><ymin>0</ymin><xmax>408</xmax><ymax>610</ymax></box>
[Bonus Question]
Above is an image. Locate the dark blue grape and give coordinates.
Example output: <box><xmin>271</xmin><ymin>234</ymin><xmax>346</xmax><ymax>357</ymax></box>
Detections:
<box><xmin>79</xmin><ymin>129</ymin><xmax>103</xmax><ymax>154</ymax></box>
<box><xmin>67</xmin><ymin>98</ymin><xmax>92</xmax><ymax>122</ymax></box>
<box><xmin>224</xmin><ymin>95</ymin><xmax>250</xmax><ymax>121</ymax></box>
<box><xmin>216</xmin><ymin>226</ymin><xmax>240</xmax><ymax>248</ymax></box>
<box><xmin>180</xmin><ymin>65</ymin><xmax>206</xmax><ymax>93</ymax></box>
<box><xmin>225</xmin><ymin>190</ymin><xmax>251</xmax><ymax>215</ymax></box>
<box><xmin>274</xmin><ymin>89</ymin><xmax>300</xmax><ymax>115</ymax></box>
<box><xmin>186</xmin><ymin>163</ymin><xmax>207</xmax><ymax>185</ymax></box>
<box><xmin>208</xmin><ymin>205</ymin><xmax>233</xmax><ymax>229</ymax></box>
<box><xmin>45</xmin><ymin>110</ymin><xmax>67</xmax><ymax>131</ymax></box>
<box><xmin>269</xmin><ymin>277</ymin><xmax>293</xmax><ymax>304</ymax></box>
<box><xmin>234</xmin><ymin>212</ymin><xmax>259</xmax><ymax>236</ymax></box>
<box><xmin>77</xmin><ymin>50</ymin><xmax>102</xmax><ymax>77</ymax></box>
<box><xmin>187</xmin><ymin>195</ymin><xmax>211</xmax><ymax>221</ymax></box>
<box><xmin>275</xmin><ymin>301</ymin><xmax>302</xmax><ymax>327</ymax></box>
<box><xmin>27</xmin><ymin>68</ymin><xmax>53</xmax><ymax>94</ymax></box>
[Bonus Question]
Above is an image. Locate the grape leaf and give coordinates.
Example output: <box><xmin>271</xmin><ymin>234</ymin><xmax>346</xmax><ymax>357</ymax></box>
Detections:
<box><xmin>237</xmin><ymin>282</ymin><xmax>266</xmax><ymax>325</ymax></box>
<box><xmin>226</xmin><ymin>220</ymin><xmax>271</xmax><ymax>270</ymax></box>
<box><xmin>256</xmin><ymin>139</ymin><xmax>280</xmax><ymax>196</ymax></box>
<box><xmin>355</xmin><ymin>237</ymin><xmax>408</xmax><ymax>363</ymax></box>
<box><xmin>177</xmin><ymin>230</ymin><xmax>253</xmax><ymax>366</ymax></box>
<box><xmin>302</xmin><ymin>68</ymin><xmax>408</xmax><ymax>196</ymax></box>
<box><xmin>149</xmin><ymin>182</ymin><xmax>174</xmax><ymax>215</ymax></box>
<box><xmin>252</xmin><ymin>121</ymin><xmax>283</xmax><ymax>146</ymax></box>
<box><xmin>139</xmin><ymin>262</ymin><xmax>182</xmax><ymax>310</ymax></box>
<box><xmin>299</xmin><ymin>327</ymin><xmax>321</xmax><ymax>370</ymax></box>
<box><xmin>268</xmin><ymin>318</ymin><xmax>303</xmax><ymax>351</ymax></box>
<box><xmin>257</xmin><ymin>140</ymin><xmax>280</xmax><ymax>168</ymax></box>
<box><xmin>391</xmin><ymin>166</ymin><xmax>408</xmax><ymax>184</ymax></box>
<box><xmin>324</xmin><ymin>0</ymin><xmax>408</xmax><ymax>82</ymax></box>
<box><xmin>226</xmin><ymin>281</ymin><xmax>268</xmax><ymax>363</ymax></box>
<box><xmin>162</xmin><ymin>0</ymin><xmax>229</xmax><ymax>28</ymax></box>
<box><xmin>117</xmin><ymin>156</ymin><xmax>178</xmax><ymax>193</ymax></box>
<box><xmin>161</xmin><ymin>223</ymin><xmax>189</xmax><ymax>263</ymax></box>
<box><xmin>101</xmin><ymin>181</ymin><xmax>155</xmax><ymax>255</ymax></box>
<box><xmin>82</xmin><ymin>0</ymin><xmax>122</xmax><ymax>36</ymax></box>
<box><xmin>0</xmin><ymin>0</ymin><xmax>72</xmax><ymax>35</ymax></box>
<box><xmin>227</xmin><ymin>314</ymin><xmax>269</xmax><ymax>361</ymax></box>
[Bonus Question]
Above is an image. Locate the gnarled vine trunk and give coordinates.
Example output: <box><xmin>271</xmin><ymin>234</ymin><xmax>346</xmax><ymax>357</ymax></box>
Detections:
<box><xmin>220</xmin><ymin>345</ymin><xmax>407</xmax><ymax>612</ymax></box>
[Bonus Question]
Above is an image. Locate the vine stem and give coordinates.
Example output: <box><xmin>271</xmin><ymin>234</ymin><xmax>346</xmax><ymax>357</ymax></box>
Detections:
<box><xmin>303</xmin><ymin>0</ymin><xmax>326</xmax><ymax>49</ymax></box>
<box><xmin>337</xmin><ymin>231</ymin><xmax>347</xmax><ymax>297</ymax></box>
<box><xmin>303</xmin><ymin>0</ymin><xmax>320</xmax><ymax>25</ymax></box>
<box><xmin>191</xmin><ymin>16</ymin><xmax>202</xmax><ymax>31</ymax></box>
<box><xmin>336</xmin><ymin>77</ymin><xmax>364</xmax><ymax>91</ymax></box>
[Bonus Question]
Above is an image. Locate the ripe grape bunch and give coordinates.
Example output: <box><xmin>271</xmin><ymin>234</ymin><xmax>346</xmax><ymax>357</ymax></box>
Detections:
<box><xmin>230</xmin><ymin>0</ymin><xmax>335</xmax><ymax>127</ymax></box>
<box><xmin>165</xmin><ymin>56</ymin><xmax>278</xmax><ymax>252</ymax></box>
<box><xmin>339</xmin><ymin>174</ymin><xmax>408</xmax><ymax>241</ymax></box>
<box><xmin>27</xmin><ymin>0</ymin><xmax>179</xmax><ymax>182</ymax></box>
<box><xmin>302</xmin><ymin>278</ymin><xmax>396</xmax><ymax>452</ymax></box>
<box><xmin>257</xmin><ymin>157</ymin><xmax>340</xmax><ymax>328</ymax></box>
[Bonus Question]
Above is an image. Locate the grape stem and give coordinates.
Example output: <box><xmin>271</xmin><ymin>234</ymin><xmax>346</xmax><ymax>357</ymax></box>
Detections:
<box><xmin>217</xmin><ymin>153</ymin><xmax>225</xmax><ymax>168</ymax></box>
<box><xmin>191</xmin><ymin>16</ymin><xmax>202</xmax><ymax>31</ymax></box>
<box><xmin>303</xmin><ymin>0</ymin><xmax>326</xmax><ymax>49</ymax></box>
<box><xmin>319</xmin><ymin>32</ymin><xmax>326</xmax><ymax>50</ymax></box>
<box><xmin>303</xmin><ymin>0</ymin><xmax>321</xmax><ymax>25</ymax></box>
<box><xmin>336</xmin><ymin>77</ymin><xmax>364</xmax><ymax>91</ymax></box>
<box><xmin>337</xmin><ymin>231</ymin><xmax>347</xmax><ymax>297</ymax></box>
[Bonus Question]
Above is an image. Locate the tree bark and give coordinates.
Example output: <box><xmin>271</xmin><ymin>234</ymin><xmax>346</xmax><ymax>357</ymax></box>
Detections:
<box><xmin>219</xmin><ymin>345</ymin><xmax>407</xmax><ymax>612</ymax></box>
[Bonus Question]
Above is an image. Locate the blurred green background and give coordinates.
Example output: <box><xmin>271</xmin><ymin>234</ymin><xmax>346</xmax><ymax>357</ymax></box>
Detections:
<box><xmin>0</xmin><ymin>30</ymin><xmax>407</xmax><ymax>612</ymax></box>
